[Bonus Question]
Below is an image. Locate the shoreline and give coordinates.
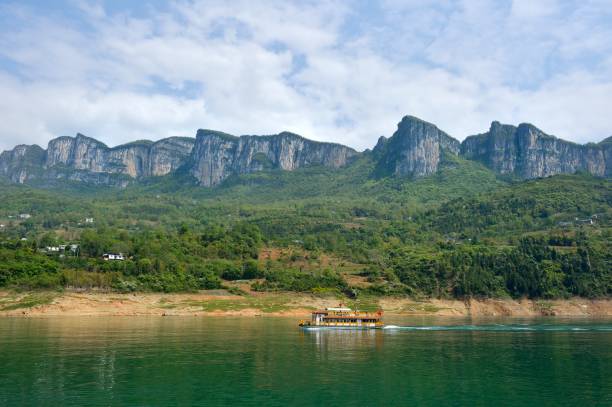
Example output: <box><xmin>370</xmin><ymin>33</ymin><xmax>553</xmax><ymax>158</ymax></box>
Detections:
<box><xmin>1</xmin><ymin>290</ymin><xmax>611</xmax><ymax>318</ymax></box>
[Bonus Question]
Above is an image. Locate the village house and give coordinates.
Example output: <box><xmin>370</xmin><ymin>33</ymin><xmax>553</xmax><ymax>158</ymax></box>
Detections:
<box><xmin>85</xmin><ymin>217</ymin><xmax>95</xmax><ymax>223</ymax></box>
<box><xmin>19</xmin><ymin>213</ymin><xmax>31</xmax><ymax>220</ymax></box>
<box><xmin>103</xmin><ymin>253</ymin><xmax>125</xmax><ymax>261</ymax></box>
<box><xmin>575</xmin><ymin>217</ymin><xmax>594</xmax><ymax>225</ymax></box>
<box><xmin>39</xmin><ymin>244</ymin><xmax>80</xmax><ymax>256</ymax></box>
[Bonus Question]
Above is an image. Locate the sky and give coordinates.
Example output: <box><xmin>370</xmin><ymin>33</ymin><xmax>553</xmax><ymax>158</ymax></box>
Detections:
<box><xmin>0</xmin><ymin>0</ymin><xmax>611</xmax><ymax>152</ymax></box>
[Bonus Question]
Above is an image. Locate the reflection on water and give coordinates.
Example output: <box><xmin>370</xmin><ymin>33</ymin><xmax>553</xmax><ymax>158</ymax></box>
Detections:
<box><xmin>1</xmin><ymin>317</ymin><xmax>611</xmax><ymax>406</ymax></box>
<box><xmin>303</xmin><ymin>328</ymin><xmax>384</xmax><ymax>353</ymax></box>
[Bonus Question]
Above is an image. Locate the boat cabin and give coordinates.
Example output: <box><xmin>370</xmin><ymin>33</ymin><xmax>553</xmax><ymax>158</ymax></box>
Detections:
<box><xmin>300</xmin><ymin>307</ymin><xmax>383</xmax><ymax>329</ymax></box>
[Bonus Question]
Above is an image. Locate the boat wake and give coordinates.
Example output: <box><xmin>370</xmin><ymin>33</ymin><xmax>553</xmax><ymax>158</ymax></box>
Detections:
<box><xmin>382</xmin><ymin>324</ymin><xmax>612</xmax><ymax>332</ymax></box>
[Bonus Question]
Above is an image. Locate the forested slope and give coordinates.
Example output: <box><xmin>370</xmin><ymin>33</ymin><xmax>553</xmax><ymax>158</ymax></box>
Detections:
<box><xmin>0</xmin><ymin>158</ymin><xmax>610</xmax><ymax>299</ymax></box>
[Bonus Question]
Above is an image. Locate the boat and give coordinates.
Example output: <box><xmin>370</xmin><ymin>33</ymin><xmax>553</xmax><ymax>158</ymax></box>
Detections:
<box><xmin>299</xmin><ymin>306</ymin><xmax>384</xmax><ymax>329</ymax></box>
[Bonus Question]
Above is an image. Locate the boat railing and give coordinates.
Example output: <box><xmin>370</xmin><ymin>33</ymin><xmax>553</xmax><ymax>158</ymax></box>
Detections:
<box><xmin>315</xmin><ymin>310</ymin><xmax>383</xmax><ymax>317</ymax></box>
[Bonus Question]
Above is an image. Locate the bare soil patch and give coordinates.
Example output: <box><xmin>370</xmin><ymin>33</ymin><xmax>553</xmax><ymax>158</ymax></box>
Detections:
<box><xmin>1</xmin><ymin>290</ymin><xmax>610</xmax><ymax>318</ymax></box>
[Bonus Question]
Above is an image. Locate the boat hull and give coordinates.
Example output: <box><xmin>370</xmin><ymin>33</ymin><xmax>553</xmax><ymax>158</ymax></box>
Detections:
<box><xmin>301</xmin><ymin>325</ymin><xmax>383</xmax><ymax>330</ymax></box>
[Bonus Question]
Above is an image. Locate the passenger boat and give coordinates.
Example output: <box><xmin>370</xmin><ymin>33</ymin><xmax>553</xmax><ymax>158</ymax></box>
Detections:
<box><xmin>299</xmin><ymin>307</ymin><xmax>384</xmax><ymax>329</ymax></box>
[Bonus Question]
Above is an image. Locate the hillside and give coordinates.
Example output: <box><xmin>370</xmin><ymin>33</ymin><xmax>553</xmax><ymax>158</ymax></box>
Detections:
<box><xmin>1</xmin><ymin>116</ymin><xmax>610</xmax><ymax>300</ymax></box>
<box><xmin>0</xmin><ymin>153</ymin><xmax>609</xmax><ymax>300</ymax></box>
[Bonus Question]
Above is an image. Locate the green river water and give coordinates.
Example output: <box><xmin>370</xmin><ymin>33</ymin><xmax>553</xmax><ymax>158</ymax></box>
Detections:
<box><xmin>0</xmin><ymin>317</ymin><xmax>610</xmax><ymax>406</ymax></box>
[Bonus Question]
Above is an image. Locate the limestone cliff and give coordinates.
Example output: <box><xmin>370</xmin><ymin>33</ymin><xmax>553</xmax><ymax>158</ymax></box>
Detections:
<box><xmin>0</xmin><ymin>144</ymin><xmax>46</xmax><ymax>183</ymax></box>
<box><xmin>373</xmin><ymin>115</ymin><xmax>460</xmax><ymax>178</ymax></box>
<box><xmin>44</xmin><ymin>134</ymin><xmax>194</xmax><ymax>180</ymax></box>
<box><xmin>149</xmin><ymin>137</ymin><xmax>195</xmax><ymax>177</ymax></box>
<box><xmin>1</xmin><ymin>116</ymin><xmax>609</xmax><ymax>187</ymax></box>
<box><xmin>461</xmin><ymin>122</ymin><xmax>608</xmax><ymax>179</ymax></box>
<box><xmin>190</xmin><ymin>130</ymin><xmax>358</xmax><ymax>186</ymax></box>
<box><xmin>46</xmin><ymin>134</ymin><xmax>109</xmax><ymax>173</ymax></box>
<box><xmin>0</xmin><ymin>134</ymin><xmax>194</xmax><ymax>184</ymax></box>
<box><xmin>600</xmin><ymin>136</ymin><xmax>612</xmax><ymax>177</ymax></box>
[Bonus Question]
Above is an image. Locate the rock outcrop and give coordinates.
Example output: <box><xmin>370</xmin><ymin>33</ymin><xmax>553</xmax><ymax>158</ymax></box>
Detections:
<box><xmin>190</xmin><ymin>130</ymin><xmax>357</xmax><ymax>186</ymax></box>
<box><xmin>149</xmin><ymin>137</ymin><xmax>195</xmax><ymax>177</ymax></box>
<box><xmin>46</xmin><ymin>134</ymin><xmax>109</xmax><ymax>173</ymax></box>
<box><xmin>0</xmin><ymin>144</ymin><xmax>46</xmax><ymax>183</ymax></box>
<box><xmin>600</xmin><ymin>136</ymin><xmax>612</xmax><ymax>177</ymax></box>
<box><xmin>0</xmin><ymin>134</ymin><xmax>194</xmax><ymax>184</ymax></box>
<box><xmin>1</xmin><ymin>115</ymin><xmax>610</xmax><ymax>187</ymax></box>
<box><xmin>45</xmin><ymin>134</ymin><xmax>194</xmax><ymax>179</ymax></box>
<box><xmin>1</xmin><ymin>130</ymin><xmax>356</xmax><ymax>187</ymax></box>
<box><xmin>374</xmin><ymin>115</ymin><xmax>460</xmax><ymax>177</ymax></box>
<box><xmin>461</xmin><ymin>122</ymin><xmax>608</xmax><ymax>179</ymax></box>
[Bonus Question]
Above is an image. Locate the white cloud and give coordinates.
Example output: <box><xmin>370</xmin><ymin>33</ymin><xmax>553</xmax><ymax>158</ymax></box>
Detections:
<box><xmin>510</xmin><ymin>0</ymin><xmax>559</xmax><ymax>19</ymax></box>
<box><xmin>0</xmin><ymin>0</ymin><xmax>610</xmax><ymax>153</ymax></box>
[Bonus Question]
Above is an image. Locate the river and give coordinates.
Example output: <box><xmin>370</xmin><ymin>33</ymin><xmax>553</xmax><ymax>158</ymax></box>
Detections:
<box><xmin>1</xmin><ymin>316</ymin><xmax>610</xmax><ymax>406</ymax></box>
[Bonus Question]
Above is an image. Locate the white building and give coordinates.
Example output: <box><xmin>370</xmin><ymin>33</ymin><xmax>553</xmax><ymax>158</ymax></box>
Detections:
<box><xmin>103</xmin><ymin>253</ymin><xmax>125</xmax><ymax>261</ymax></box>
<box><xmin>19</xmin><ymin>214</ymin><xmax>31</xmax><ymax>219</ymax></box>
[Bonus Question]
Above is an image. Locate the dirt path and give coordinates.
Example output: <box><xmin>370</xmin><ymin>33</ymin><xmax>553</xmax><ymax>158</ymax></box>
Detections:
<box><xmin>0</xmin><ymin>290</ymin><xmax>610</xmax><ymax>317</ymax></box>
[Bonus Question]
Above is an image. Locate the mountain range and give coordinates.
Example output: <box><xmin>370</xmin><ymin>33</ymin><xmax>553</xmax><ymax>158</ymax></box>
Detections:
<box><xmin>1</xmin><ymin>115</ymin><xmax>610</xmax><ymax>187</ymax></box>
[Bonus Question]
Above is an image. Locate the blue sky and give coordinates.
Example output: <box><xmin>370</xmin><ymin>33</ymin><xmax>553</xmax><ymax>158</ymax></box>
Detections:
<box><xmin>1</xmin><ymin>0</ymin><xmax>611</xmax><ymax>152</ymax></box>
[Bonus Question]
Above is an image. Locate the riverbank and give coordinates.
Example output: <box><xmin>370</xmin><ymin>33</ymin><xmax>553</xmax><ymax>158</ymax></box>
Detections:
<box><xmin>1</xmin><ymin>290</ymin><xmax>610</xmax><ymax>317</ymax></box>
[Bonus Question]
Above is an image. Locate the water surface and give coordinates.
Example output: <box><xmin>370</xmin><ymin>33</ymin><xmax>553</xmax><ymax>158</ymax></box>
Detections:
<box><xmin>0</xmin><ymin>317</ymin><xmax>610</xmax><ymax>406</ymax></box>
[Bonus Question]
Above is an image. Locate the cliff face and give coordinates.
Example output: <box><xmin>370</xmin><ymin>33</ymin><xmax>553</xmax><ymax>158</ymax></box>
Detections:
<box><xmin>374</xmin><ymin>115</ymin><xmax>460</xmax><ymax>177</ymax></box>
<box><xmin>1</xmin><ymin>116</ymin><xmax>610</xmax><ymax>188</ymax></box>
<box><xmin>149</xmin><ymin>138</ymin><xmax>195</xmax><ymax>177</ymax></box>
<box><xmin>190</xmin><ymin>130</ymin><xmax>357</xmax><ymax>186</ymax></box>
<box><xmin>1</xmin><ymin>129</ymin><xmax>357</xmax><ymax>187</ymax></box>
<box><xmin>600</xmin><ymin>137</ymin><xmax>612</xmax><ymax>177</ymax></box>
<box><xmin>0</xmin><ymin>144</ymin><xmax>46</xmax><ymax>183</ymax></box>
<box><xmin>46</xmin><ymin>134</ymin><xmax>109</xmax><ymax>173</ymax></box>
<box><xmin>461</xmin><ymin>122</ymin><xmax>608</xmax><ymax>179</ymax></box>
<box><xmin>0</xmin><ymin>134</ymin><xmax>194</xmax><ymax>184</ymax></box>
<box><xmin>44</xmin><ymin>134</ymin><xmax>194</xmax><ymax>180</ymax></box>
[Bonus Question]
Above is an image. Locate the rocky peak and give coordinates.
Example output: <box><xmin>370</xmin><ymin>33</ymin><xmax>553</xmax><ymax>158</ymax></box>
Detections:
<box><xmin>2</xmin><ymin>116</ymin><xmax>609</xmax><ymax>188</ymax></box>
<box><xmin>460</xmin><ymin>121</ymin><xmax>519</xmax><ymax>174</ymax></box>
<box><xmin>1</xmin><ymin>134</ymin><xmax>195</xmax><ymax>185</ymax></box>
<box><xmin>0</xmin><ymin>144</ymin><xmax>46</xmax><ymax>183</ymax></box>
<box><xmin>375</xmin><ymin>115</ymin><xmax>460</xmax><ymax>178</ymax></box>
<box><xmin>190</xmin><ymin>129</ymin><xmax>357</xmax><ymax>187</ymax></box>
<box><xmin>461</xmin><ymin>121</ymin><xmax>608</xmax><ymax>178</ymax></box>
<box><xmin>372</xmin><ymin>136</ymin><xmax>388</xmax><ymax>156</ymax></box>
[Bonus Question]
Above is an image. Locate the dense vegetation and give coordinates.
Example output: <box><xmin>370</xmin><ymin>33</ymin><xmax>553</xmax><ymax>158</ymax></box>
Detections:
<box><xmin>0</xmin><ymin>156</ymin><xmax>610</xmax><ymax>299</ymax></box>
